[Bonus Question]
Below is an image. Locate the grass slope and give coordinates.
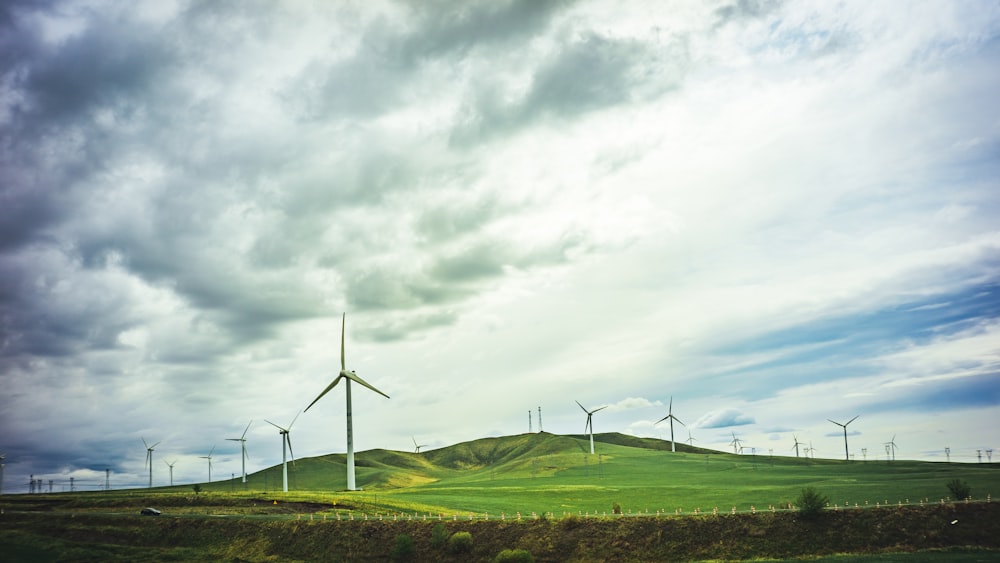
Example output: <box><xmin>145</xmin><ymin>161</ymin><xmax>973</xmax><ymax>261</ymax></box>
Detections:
<box><xmin>159</xmin><ymin>432</ymin><xmax>1000</xmax><ymax>518</ymax></box>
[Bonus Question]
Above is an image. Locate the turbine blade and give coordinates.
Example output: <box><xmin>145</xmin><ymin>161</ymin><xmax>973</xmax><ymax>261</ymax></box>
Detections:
<box><xmin>669</xmin><ymin>396</ymin><xmax>673</xmax><ymax>414</ymax></box>
<box><xmin>827</xmin><ymin>419</ymin><xmax>840</xmax><ymax>426</ymax></box>
<box><xmin>209</xmin><ymin>445</ymin><xmax>215</xmax><ymax>456</ymax></box>
<box><xmin>242</xmin><ymin>420</ymin><xmax>252</xmax><ymax>439</ymax></box>
<box><xmin>575</xmin><ymin>400</ymin><xmax>588</xmax><ymax>413</ymax></box>
<box><xmin>846</xmin><ymin>415</ymin><xmax>859</xmax><ymax>425</ymax></box>
<box><xmin>142</xmin><ymin>437</ymin><xmax>149</xmax><ymax>449</ymax></box>
<box><xmin>286</xmin><ymin>435</ymin><xmax>295</xmax><ymax>463</ymax></box>
<box><xmin>344</xmin><ymin>371</ymin><xmax>390</xmax><ymax>399</ymax></box>
<box><xmin>287</xmin><ymin>411</ymin><xmax>301</xmax><ymax>430</ymax></box>
<box><xmin>341</xmin><ymin>312</ymin><xmax>346</xmax><ymax>371</ymax></box>
<box><xmin>151</xmin><ymin>441</ymin><xmax>161</xmax><ymax>450</ymax></box>
<box><xmin>654</xmin><ymin>415</ymin><xmax>669</xmax><ymax>425</ymax></box>
<box><xmin>592</xmin><ymin>406</ymin><xmax>607</xmax><ymax>413</ymax></box>
<box><xmin>265</xmin><ymin>419</ymin><xmax>285</xmax><ymax>431</ymax></box>
<box><xmin>305</xmin><ymin>375</ymin><xmax>344</xmax><ymax>412</ymax></box>
<box><xmin>674</xmin><ymin>416</ymin><xmax>686</xmax><ymax>427</ymax></box>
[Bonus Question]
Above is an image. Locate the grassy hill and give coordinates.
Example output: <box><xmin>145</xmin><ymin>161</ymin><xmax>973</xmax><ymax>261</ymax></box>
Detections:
<box><xmin>175</xmin><ymin>431</ymin><xmax>999</xmax><ymax>518</ymax></box>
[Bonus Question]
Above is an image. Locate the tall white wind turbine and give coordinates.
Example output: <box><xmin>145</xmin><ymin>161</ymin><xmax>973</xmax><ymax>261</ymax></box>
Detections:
<box><xmin>575</xmin><ymin>400</ymin><xmax>606</xmax><ymax>455</ymax></box>
<box><xmin>884</xmin><ymin>435</ymin><xmax>898</xmax><ymax>462</ymax></box>
<box><xmin>226</xmin><ymin>420</ymin><xmax>252</xmax><ymax>484</ymax></box>
<box><xmin>200</xmin><ymin>446</ymin><xmax>215</xmax><ymax>482</ymax></box>
<box><xmin>304</xmin><ymin>313</ymin><xmax>390</xmax><ymax>491</ymax></box>
<box><xmin>164</xmin><ymin>460</ymin><xmax>177</xmax><ymax>487</ymax></box>
<box><xmin>828</xmin><ymin>415</ymin><xmax>859</xmax><ymax>461</ymax></box>
<box><xmin>792</xmin><ymin>435</ymin><xmax>804</xmax><ymax>458</ymax></box>
<box><xmin>265</xmin><ymin>412</ymin><xmax>300</xmax><ymax>493</ymax></box>
<box><xmin>654</xmin><ymin>396</ymin><xmax>685</xmax><ymax>452</ymax></box>
<box><xmin>412</xmin><ymin>437</ymin><xmax>427</xmax><ymax>454</ymax></box>
<box><xmin>142</xmin><ymin>438</ymin><xmax>160</xmax><ymax>488</ymax></box>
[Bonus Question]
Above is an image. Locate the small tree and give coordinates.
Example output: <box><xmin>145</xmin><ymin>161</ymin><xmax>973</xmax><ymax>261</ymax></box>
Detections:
<box><xmin>796</xmin><ymin>487</ymin><xmax>829</xmax><ymax>519</ymax></box>
<box><xmin>947</xmin><ymin>478</ymin><xmax>971</xmax><ymax>501</ymax></box>
<box><xmin>612</xmin><ymin>502</ymin><xmax>622</xmax><ymax>514</ymax></box>
<box><xmin>430</xmin><ymin>523</ymin><xmax>448</xmax><ymax>549</ymax></box>
<box><xmin>390</xmin><ymin>533</ymin><xmax>414</xmax><ymax>562</ymax></box>
<box><xmin>493</xmin><ymin>548</ymin><xmax>535</xmax><ymax>563</ymax></box>
<box><xmin>192</xmin><ymin>484</ymin><xmax>202</xmax><ymax>495</ymax></box>
<box><xmin>448</xmin><ymin>531</ymin><xmax>473</xmax><ymax>554</ymax></box>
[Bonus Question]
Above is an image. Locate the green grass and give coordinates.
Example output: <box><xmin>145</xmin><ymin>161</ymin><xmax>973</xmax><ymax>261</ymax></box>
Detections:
<box><xmin>193</xmin><ymin>432</ymin><xmax>997</xmax><ymax>518</ymax></box>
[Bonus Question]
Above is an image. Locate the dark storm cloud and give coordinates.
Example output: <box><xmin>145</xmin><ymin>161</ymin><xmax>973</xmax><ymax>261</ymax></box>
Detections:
<box><xmin>288</xmin><ymin>0</ymin><xmax>570</xmax><ymax>121</ymax></box>
<box><xmin>450</xmin><ymin>31</ymin><xmax>689</xmax><ymax>145</ymax></box>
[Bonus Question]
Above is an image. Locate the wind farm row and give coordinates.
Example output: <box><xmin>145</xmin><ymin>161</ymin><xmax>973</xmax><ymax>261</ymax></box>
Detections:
<box><xmin>3</xmin><ymin>313</ymin><xmax>995</xmax><ymax>495</ymax></box>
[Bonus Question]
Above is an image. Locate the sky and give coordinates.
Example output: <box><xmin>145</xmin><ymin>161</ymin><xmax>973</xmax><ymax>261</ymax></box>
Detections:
<box><xmin>2</xmin><ymin>0</ymin><xmax>999</xmax><ymax>493</ymax></box>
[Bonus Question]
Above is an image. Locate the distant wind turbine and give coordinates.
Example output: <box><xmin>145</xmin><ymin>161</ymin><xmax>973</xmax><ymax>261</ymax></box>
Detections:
<box><xmin>791</xmin><ymin>435</ymin><xmax>804</xmax><ymax>458</ymax></box>
<box><xmin>142</xmin><ymin>438</ymin><xmax>160</xmax><ymax>488</ymax></box>
<box><xmin>226</xmin><ymin>420</ymin><xmax>252</xmax><ymax>484</ymax></box>
<box><xmin>164</xmin><ymin>460</ymin><xmax>177</xmax><ymax>487</ymax></box>
<box><xmin>265</xmin><ymin>412</ymin><xmax>300</xmax><ymax>493</ymax></box>
<box><xmin>828</xmin><ymin>415</ymin><xmax>859</xmax><ymax>461</ymax></box>
<box><xmin>575</xmin><ymin>400</ymin><xmax>607</xmax><ymax>455</ymax></box>
<box><xmin>685</xmin><ymin>429</ymin><xmax>697</xmax><ymax>446</ymax></box>
<box><xmin>412</xmin><ymin>437</ymin><xmax>427</xmax><ymax>454</ymax></box>
<box><xmin>305</xmin><ymin>313</ymin><xmax>390</xmax><ymax>491</ymax></box>
<box><xmin>729</xmin><ymin>432</ymin><xmax>743</xmax><ymax>454</ymax></box>
<box><xmin>884</xmin><ymin>435</ymin><xmax>898</xmax><ymax>462</ymax></box>
<box><xmin>1</xmin><ymin>452</ymin><xmax>6</xmax><ymax>495</ymax></box>
<box><xmin>200</xmin><ymin>446</ymin><xmax>215</xmax><ymax>482</ymax></box>
<box><xmin>654</xmin><ymin>396</ymin><xmax>685</xmax><ymax>452</ymax></box>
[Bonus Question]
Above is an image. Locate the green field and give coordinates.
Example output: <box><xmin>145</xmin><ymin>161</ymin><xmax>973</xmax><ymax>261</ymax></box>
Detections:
<box><xmin>176</xmin><ymin>432</ymin><xmax>999</xmax><ymax>518</ymax></box>
<box><xmin>3</xmin><ymin>433</ymin><xmax>1000</xmax><ymax>561</ymax></box>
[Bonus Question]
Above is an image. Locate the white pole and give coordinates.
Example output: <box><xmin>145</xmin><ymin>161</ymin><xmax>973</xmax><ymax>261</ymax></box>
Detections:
<box><xmin>282</xmin><ymin>436</ymin><xmax>289</xmax><ymax>492</ymax></box>
<box><xmin>346</xmin><ymin>378</ymin><xmax>356</xmax><ymax>491</ymax></box>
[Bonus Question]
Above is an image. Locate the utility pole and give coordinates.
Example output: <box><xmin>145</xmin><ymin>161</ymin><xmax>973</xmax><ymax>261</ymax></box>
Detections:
<box><xmin>945</xmin><ymin>447</ymin><xmax>951</xmax><ymax>463</ymax></box>
<box><xmin>538</xmin><ymin>406</ymin><xmax>543</xmax><ymax>432</ymax></box>
<box><xmin>528</xmin><ymin>410</ymin><xmax>532</xmax><ymax>433</ymax></box>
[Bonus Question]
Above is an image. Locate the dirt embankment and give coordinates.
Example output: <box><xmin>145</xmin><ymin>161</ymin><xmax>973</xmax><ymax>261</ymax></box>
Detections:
<box><xmin>3</xmin><ymin>503</ymin><xmax>998</xmax><ymax>561</ymax></box>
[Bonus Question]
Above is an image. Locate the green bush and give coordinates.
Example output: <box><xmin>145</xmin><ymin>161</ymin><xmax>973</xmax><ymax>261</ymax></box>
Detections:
<box><xmin>390</xmin><ymin>534</ymin><xmax>414</xmax><ymax>562</ymax></box>
<box><xmin>493</xmin><ymin>548</ymin><xmax>535</xmax><ymax>563</ymax></box>
<box><xmin>947</xmin><ymin>478</ymin><xmax>971</xmax><ymax>500</ymax></box>
<box><xmin>448</xmin><ymin>531</ymin><xmax>473</xmax><ymax>554</ymax></box>
<box><xmin>430</xmin><ymin>523</ymin><xmax>448</xmax><ymax>549</ymax></box>
<box><xmin>796</xmin><ymin>487</ymin><xmax>829</xmax><ymax>519</ymax></box>
<box><xmin>612</xmin><ymin>502</ymin><xmax>622</xmax><ymax>514</ymax></box>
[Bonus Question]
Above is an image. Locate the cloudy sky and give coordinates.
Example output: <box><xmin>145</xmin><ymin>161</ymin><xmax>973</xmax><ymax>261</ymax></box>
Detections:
<box><xmin>2</xmin><ymin>0</ymin><xmax>999</xmax><ymax>492</ymax></box>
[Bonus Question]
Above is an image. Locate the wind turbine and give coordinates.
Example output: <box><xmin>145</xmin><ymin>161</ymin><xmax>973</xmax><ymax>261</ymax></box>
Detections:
<box><xmin>164</xmin><ymin>460</ymin><xmax>177</xmax><ymax>486</ymax></box>
<box><xmin>226</xmin><ymin>420</ymin><xmax>252</xmax><ymax>483</ymax></box>
<box><xmin>142</xmin><ymin>438</ymin><xmax>160</xmax><ymax>488</ymax></box>
<box><xmin>200</xmin><ymin>446</ymin><xmax>215</xmax><ymax>482</ymax></box>
<box><xmin>1</xmin><ymin>452</ymin><xmax>5</xmax><ymax>495</ymax></box>
<box><xmin>304</xmin><ymin>313</ymin><xmax>390</xmax><ymax>491</ymax></box>
<box><xmin>729</xmin><ymin>432</ymin><xmax>743</xmax><ymax>454</ymax></box>
<box><xmin>791</xmin><ymin>435</ymin><xmax>804</xmax><ymax>458</ymax></box>
<box><xmin>654</xmin><ymin>396</ymin><xmax>685</xmax><ymax>452</ymax></box>
<box><xmin>575</xmin><ymin>400</ymin><xmax>606</xmax><ymax>455</ymax></box>
<box><xmin>884</xmin><ymin>435</ymin><xmax>898</xmax><ymax>462</ymax></box>
<box><xmin>412</xmin><ymin>437</ymin><xmax>427</xmax><ymax>454</ymax></box>
<box><xmin>685</xmin><ymin>429</ymin><xmax>697</xmax><ymax>446</ymax></box>
<box><xmin>265</xmin><ymin>412</ymin><xmax>300</xmax><ymax>493</ymax></box>
<box><xmin>828</xmin><ymin>415</ymin><xmax>859</xmax><ymax>461</ymax></box>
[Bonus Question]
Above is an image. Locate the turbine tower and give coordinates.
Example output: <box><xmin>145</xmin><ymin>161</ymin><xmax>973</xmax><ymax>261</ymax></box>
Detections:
<box><xmin>654</xmin><ymin>396</ymin><xmax>685</xmax><ymax>452</ymax></box>
<box><xmin>164</xmin><ymin>460</ymin><xmax>177</xmax><ymax>487</ymax></box>
<box><xmin>142</xmin><ymin>438</ymin><xmax>160</xmax><ymax>488</ymax></box>
<box><xmin>412</xmin><ymin>437</ymin><xmax>427</xmax><ymax>453</ymax></box>
<box><xmin>575</xmin><ymin>400</ymin><xmax>606</xmax><ymax>455</ymax></box>
<box><xmin>686</xmin><ymin>429</ymin><xmax>697</xmax><ymax>446</ymax></box>
<box><xmin>265</xmin><ymin>412</ymin><xmax>300</xmax><ymax>493</ymax></box>
<box><xmin>226</xmin><ymin>420</ymin><xmax>252</xmax><ymax>483</ymax></box>
<box><xmin>884</xmin><ymin>435</ymin><xmax>898</xmax><ymax>462</ymax></box>
<box><xmin>200</xmin><ymin>446</ymin><xmax>215</xmax><ymax>482</ymax></box>
<box><xmin>1</xmin><ymin>452</ymin><xmax>6</xmax><ymax>495</ymax></box>
<box><xmin>827</xmin><ymin>415</ymin><xmax>859</xmax><ymax>461</ymax></box>
<box><xmin>305</xmin><ymin>313</ymin><xmax>390</xmax><ymax>491</ymax></box>
<box><xmin>792</xmin><ymin>435</ymin><xmax>804</xmax><ymax>458</ymax></box>
<box><xmin>729</xmin><ymin>432</ymin><xmax>743</xmax><ymax>454</ymax></box>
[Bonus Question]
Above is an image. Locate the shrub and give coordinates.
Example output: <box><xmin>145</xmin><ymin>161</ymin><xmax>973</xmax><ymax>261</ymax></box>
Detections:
<box><xmin>390</xmin><ymin>533</ymin><xmax>414</xmax><ymax>562</ymax></box>
<box><xmin>448</xmin><ymin>531</ymin><xmax>473</xmax><ymax>554</ymax></box>
<box><xmin>796</xmin><ymin>487</ymin><xmax>829</xmax><ymax>519</ymax></box>
<box><xmin>430</xmin><ymin>523</ymin><xmax>448</xmax><ymax>549</ymax></box>
<box><xmin>612</xmin><ymin>502</ymin><xmax>622</xmax><ymax>514</ymax></box>
<box><xmin>192</xmin><ymin>484</ymin><xmax>202</xmax><ymax>495</ymax></box>
<box><xmin>493</xmin><ymin>548</ymin><xmax>535</xmax><ymax>563</ymax></box>
<box><xmin>947</xmin><ymin>478</ymin><xmax>971</xmax><ymax>500</ymax></box>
